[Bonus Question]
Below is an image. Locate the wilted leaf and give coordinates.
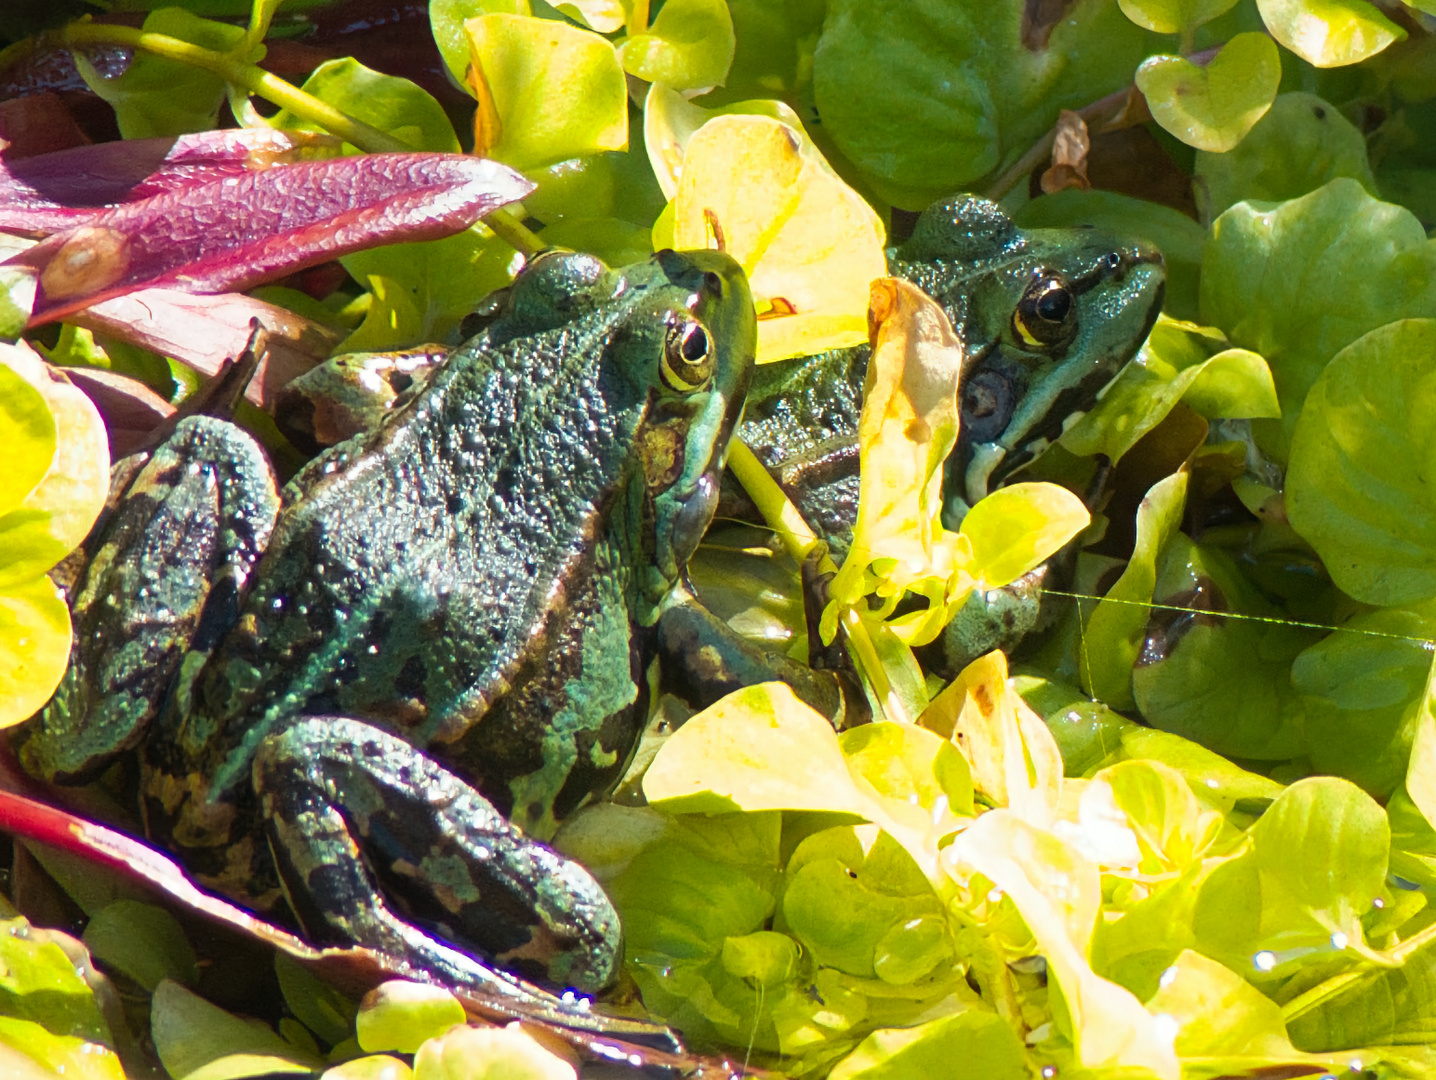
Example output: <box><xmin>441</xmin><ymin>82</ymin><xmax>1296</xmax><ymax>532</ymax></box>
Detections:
<box><xmin>17</xmin><ymin>154</ymin><xmax>532</xmax><ymax>324</ymax></box>
<box><xmin>921</xmin><ymin>650</ymin><xmax>1063</xmax><ymax>826</ymax></box>
<box><xmin>69</xmin><ymin>288</ymin><xmax>336</xmax><ymax>408</ymax></box>
<box><xmin>672</xmin><ymin>113</ymin><xmax>886</xmax><ymax>362</ymax></box>
<box><xmin>1039</xmin><ymin>110</ymin><xmax>1090</xmax><ymax>195</ymax></box>
<box><xmin>1136</xmin><ymin>33</ymin><xmax>1281</xmax><ymax>152</ymax></box>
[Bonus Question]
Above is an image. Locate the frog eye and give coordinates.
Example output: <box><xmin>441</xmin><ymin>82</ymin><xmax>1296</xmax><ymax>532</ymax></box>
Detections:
<box><xmin>1013</xmin><ymin>277</ymin><xmax>1075</xmax><ymax>347</ymax></box>
<box><xmin>661</xmin><ymin>320</ymin><xmax>713</xmax><ymax>391</ymax></box>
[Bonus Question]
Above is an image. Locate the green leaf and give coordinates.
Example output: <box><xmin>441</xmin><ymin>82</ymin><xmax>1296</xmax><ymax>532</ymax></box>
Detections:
<box><xmin>827</xmin><ymin>1011</ymin><xmax>1029</xmax><ymax>1080</ymax></box>
<box><xmin>355</xmin><ymin>982</ymin><xmax>465</xmax><ymax>1055</ymax></box>
<box><xmin>274</xmin><ymin>955</ymin><xmax>356</xmax><ymax>1048</ymax></box>
<box><xmin>1194</xmin><ymin>92</ymin><xmax>1377</xmax><ymax>223</ymax></box>
<box><xmin>74</xmin><ymin>8</ymin><xmax>253</xmax><ymax>139</ymax></box>
<box><xmin>1013</xmin><ymin>674</ymin><xmax>1137</xmax><ymax>776</ymax></box>
<box><xmin>1255</xmin><ymin>0</ymin><xmax>1404</xmax><ymax>67</ymax></box>
<box><xmin>0</xmin><ymin>917</ymin><xmax>111</xmax><ymax>1046</ymax></box>
<box><xmin>782</xmin><ymin>828</ymin><xmax>949</xmax><ymax>981</ymax></box>
<box><xmin>464</xmin><ymin>13</ymin><xmax>627</xmax><ymax>172</ymax></box>
<box><xmin>1294</xmin><ymin>603</ymin><xmax>1436</xmax><ymax>796</ymax></box>
<box><xmin>1117</xmin><ymin>0</ymin><xmax>1241</xmax><ymax>34</ymax></box>
<box><xmin>1117</xmin><ymin>726</ymin><xmax>1286</xmax><ymax>812</ymax></box>
<box><xmin>0</xmin><ymin>364</ymin><xmax>54</xmax><ymax>520</ymax></box>
<box><xmin>1061</xmin><ymin>319</ymin><xmax>1277</xmax><ymax>465</ymax></box>
<box><xmin>151</xmin><ymin>979</ymin><xmax>322</xmax><ymax>1080</ymax></box>
<box><xmin>961</xmin><ymin>483</ymin><xmax>1090</xmax><ymax>591</ymax></box>
<box><xmin>338</xmin><ymin>227</ymin><xmax>516</xmax><ymax>353</ymax></box>
<box><xmin>429</xmin><ymin>0</ymin><xmax>532</xmax><ymax>86</ymax></box>
<box><xmin>1099</xmin><ymin>759</ymin><xmax>1222</xmax><ymax>873</ymax></box>
<box><xmin>617</xmin><ymin>0</ymin><xmax>735</xmax><ymax>91</ymax></box>
<box><xmin>1200</xmin><ymin>179</ymin><xmax>1436</xmax><ymax>458</ymax></box>
<box><xmin>810</xmin><ymin>0</ymin><xmax>1161</xmax><ymax>208</ymax></box>
<box><xmin>1287</xmin><ymin>320</ymin><xmax>1436</xmax><ymax>607</ymax></box>
<box><xmin>1192</xmin><ymin>777</ymin><xmax>1389</xmax><ymax>973</ymax></box>
<box><xmin>1132</xmin><ymin>532</ymin><xmax>1314</xmax><ymax>760</ymax></box>
<box><xmin>605</xmin><ymin>811</ymin><xmax>784</xmax><ymax>1049</ymax></box>
<box><xmin>1286</xmin><ymin>935</ymin><xmax>1436</xmax><ymax>1050</ymax></box>
<box><xmin>945</xmin><ymin>811</ymin><xmax>1181</xmax><ymax>1079</ymax></box>
<box><xmin>81</xmin><ymin>901</ymin><xmax>198</xmax><ymax>992</ymax></box>
<box><xmin>321</xmin><ymin>1057</ymin><xmax>413</xmax><ymax>1080</ymax></box>
<box><xmin>1013</xmin><ymin>189</ymin><xmax>1207</xmax><ymax>320</ymax></box>
<box><xmin>1136</xmin><ymin>32</ymin><xmax>1281</xmax><ymax>152</ymax></box>
<box><xmin>270</xmin><ymin>58</ymin><xmax>461</xmax><ymax>153</ymax></box>
<box><xmin>1081</xmin><ymin>469</ymin><xmax>1188</xmax><ymax>709</ymax></box>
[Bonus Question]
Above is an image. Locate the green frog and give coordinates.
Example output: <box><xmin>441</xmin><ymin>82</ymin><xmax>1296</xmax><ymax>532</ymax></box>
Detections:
<box><xmin>17</xmin><ymin>247</ymin><xmax>754</xmax><ymax>1003</ymax></box>
<box><xmin>668</xmin><ymin>194</ymin><xmax>1166</xmax><ymax>702</ymax></box>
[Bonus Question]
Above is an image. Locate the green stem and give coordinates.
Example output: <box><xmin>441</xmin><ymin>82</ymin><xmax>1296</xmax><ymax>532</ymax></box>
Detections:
<box><xmin>53</xmin><ymin>20</ymin><xmax>545</xmax><ymax>257</ymax></box>
<box><xmin>727</xmin><ymin>439</ymin><xmax>905</xmax><ymax>722</ymax></box>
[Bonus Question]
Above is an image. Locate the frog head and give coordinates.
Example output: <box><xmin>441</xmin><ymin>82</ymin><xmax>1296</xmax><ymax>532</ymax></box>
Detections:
<box><xmin>893</xmin><ymin>194</ymin><xmax>1165</xmax><ymax>518</ymax></box>
<box><xmin>491</xmin><ymin>247</ymin><xmax>755</xmax><ymax>623</ymax></box>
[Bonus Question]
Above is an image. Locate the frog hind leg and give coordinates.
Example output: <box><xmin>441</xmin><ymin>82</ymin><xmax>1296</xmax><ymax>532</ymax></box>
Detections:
<box><xmin>18</xmin><ymin>416</ymin><xmax>278</xmax><ymax>784</ymax></box>
<box><xmin>253</xmin><ymin>717</ymin><xmax>621</xmax><ymax>996</ymax></box>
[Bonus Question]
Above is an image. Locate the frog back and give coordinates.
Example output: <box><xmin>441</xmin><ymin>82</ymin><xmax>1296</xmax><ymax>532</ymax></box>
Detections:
<box><xmin>165</xmin><ymin>315</ymin><xmax>657</xmax><ymax>810</ymax></box>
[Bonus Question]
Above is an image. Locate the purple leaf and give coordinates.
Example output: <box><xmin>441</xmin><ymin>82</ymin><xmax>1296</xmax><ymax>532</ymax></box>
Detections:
<box><xmin>0</xmin><ymin>128</ymin><xmax>343</xmax><ymax>237</ymax></box>
<box><xmin>13</xmin><ymin>152</ymin><xmax>533</xmax><ymax>324</ymax></box>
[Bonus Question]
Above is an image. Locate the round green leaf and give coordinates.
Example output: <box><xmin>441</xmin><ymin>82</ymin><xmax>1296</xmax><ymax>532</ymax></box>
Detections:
<box><xmin>1118</xmin><ymin>0</ymin><xmax>1240</xmax><ymax>34</ymax></box>
<box><xmin>1255</xmin><ymin>0</ymin><xmax>1403</xmax><ymax>67</ymax></box>
<box><xmin>617</xmin><ymin>0</ymin><xmax>735</xmax><ymax>91</ymax></box>
<box><xmin>355</xmin><ymin>982</ymin><xmax>465</xmax><ymax>1055</ymax></box>
<box><xmin>412</xmin><ymin>1020</ymin><xmax>577</xmax><ymax>1080</ymax></box>
<box><xmin>82</xmin><ymin>901</ymin><xmax>199</xmax><ymax>993</ymax></box>
<box><xmin>0</xmin><ymin>363</ymin><xmax>54</xmax><ymax>520</ymax></box>
<box><xmin>1287</xmin><ymin>319</ymin><xmax>1436</xmax><ymax>606</ymax></box>
<box><xmin>1200</xmin><ymin>179</ymin><xmax>1436</xmax><ymax>459</ymax></box>
<box><xmin>959</xmin><ymin>482</ymin><xmax>1089</xmax><ymax>590</ymax></box>
<box><xmin>1136</xmin><ymin>32</ymin><xmax>1281</xmax><ymax>152</ymax></box>
<box><xmin>463</xmin><ymin>13</ymin><xmax>627</xmax><ymax>172</ymax></box>
<box><xmin>1194</xmin><ymin>92</ymin><xmax>1376</xmax><ymax>223</ymax></box>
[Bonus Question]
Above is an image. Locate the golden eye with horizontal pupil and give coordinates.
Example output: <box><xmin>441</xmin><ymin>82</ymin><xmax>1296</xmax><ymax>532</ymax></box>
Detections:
<box><xmin>661</xmin><ymin>321</ymin><xmax>713</xmax><ymax>391</ymax></box>
<box><xmin>1013</xmin><ymin>277</ymin><xmax>1075</xmax><ymax>347</ymax></box>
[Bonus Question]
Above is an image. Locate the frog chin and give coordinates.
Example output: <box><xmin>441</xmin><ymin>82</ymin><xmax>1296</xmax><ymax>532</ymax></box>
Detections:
<box><xmin>659</xmin><ymin>468</ymin><xmax>720</xmax><ymax>577</ymax></box>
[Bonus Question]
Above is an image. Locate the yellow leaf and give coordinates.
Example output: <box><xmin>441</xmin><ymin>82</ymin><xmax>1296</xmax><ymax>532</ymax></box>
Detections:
<box><xmin>920</xmin><ymin>650</ymin><xmax>1063</xmax><ymax>826</ymax></box>
<box><xmin>463</xmin><ymin>14</ymin><xmax>627</xmax><ymax>172</ymax></box>
<box><xmin>822</xmin><ymin>279</ymin><xmax>976</xmax><ymax>647</ymax></box>
<box><xmin>671</xmin><ymin>113</ymin><xmax>885</xmax><ymax>363</ymax></box>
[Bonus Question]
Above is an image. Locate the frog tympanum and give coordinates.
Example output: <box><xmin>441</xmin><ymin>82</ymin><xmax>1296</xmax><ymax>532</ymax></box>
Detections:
<box><xmin>18</xmin><ymin>248</ymin><xmax>754</xmax><ymax>1001</ymax></box>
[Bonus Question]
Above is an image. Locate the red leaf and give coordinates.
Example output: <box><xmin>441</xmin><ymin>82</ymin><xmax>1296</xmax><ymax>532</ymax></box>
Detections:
<box><xmin>0</xmin><ymin>128</ymin><xmax>342</xmax><ymax>237</ymax></box>
<box><xmin>70</xmin><ymin>287</ymin><xmax>339</xmax><ymax>407</ymax></box>
<box><xmin>14</xmin><ymin>152</ymin><xmax>533</xmax><ymax>324</ymax></box>
<box><xmin>61</xmin><ymin>366</ymin><xmax>175</xmax><ymax>459</ymax></box>
<box><xmin>0</xmin><ymin>765</ymin><xmax>748</xmax><ymax>1075</ymax></box>
<box><xmin>0</xmin><ymin>93</ymin><xmax>91</xmax><ymax>161</ymax></box>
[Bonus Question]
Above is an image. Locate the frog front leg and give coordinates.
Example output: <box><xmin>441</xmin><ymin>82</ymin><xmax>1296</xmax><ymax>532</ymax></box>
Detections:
<box><xmin>253</xmin><ymin>717</ymin><xmax>621</xmax><ymax>996</ymax></box>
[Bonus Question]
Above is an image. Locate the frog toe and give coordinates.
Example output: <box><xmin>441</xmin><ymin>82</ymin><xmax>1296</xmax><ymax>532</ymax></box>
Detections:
<box><xmin>253</xmin><ymin>718</ymin><xmax>622</xmax><ymax>996</ymax></box>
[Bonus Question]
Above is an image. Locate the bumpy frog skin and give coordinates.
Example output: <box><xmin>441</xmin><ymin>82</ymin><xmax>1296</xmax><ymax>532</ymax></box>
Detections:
<box><xmin>19</xmin><ymin>248</ymin><xmax>754</xmax><ymax>1000</ymax></box>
